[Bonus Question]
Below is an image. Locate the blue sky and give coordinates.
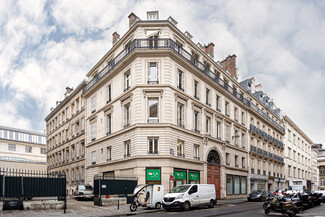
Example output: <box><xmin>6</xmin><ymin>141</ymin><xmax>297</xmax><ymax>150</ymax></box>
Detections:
<box><xmin>0</xmin><ymin>0</ymin><xmax>325</xmax><ymax>145</ymax></box>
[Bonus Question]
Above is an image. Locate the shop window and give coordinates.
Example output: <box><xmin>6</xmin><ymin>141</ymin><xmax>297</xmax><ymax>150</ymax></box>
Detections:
<box><xmin>226</xmin><ymin>175</ymin><xmax>233</xmax><ymax>195</ymax></box>
<box><xmin>234</xmin><ymin>176</ymin><xmax>240</xmax><ymax>194</ymax></box>
<box><xmin>174</xmin><ymin>169</ymin><xmax>187</xmax><ymax>186</ymax></box>
<box><xmin>146</xmin><ymin>168</ymin><xmax>161</xmax><ymax>185</ymax></box>
<box><xmin>189</xmin><ymin>171</ymin><xmax>200</xmax><ymax>184</ymax></box>
<box><xmin>241</xmin><ymin>177</ymin><xmax>247</xmax><ymax>194</ymax></box>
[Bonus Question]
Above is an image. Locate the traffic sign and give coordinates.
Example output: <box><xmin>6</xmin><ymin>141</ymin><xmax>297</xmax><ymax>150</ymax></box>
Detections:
<box><xmin>170</xmin><ymin>175</ymin><xmax>175</xmax><ymax>181</ymax></box>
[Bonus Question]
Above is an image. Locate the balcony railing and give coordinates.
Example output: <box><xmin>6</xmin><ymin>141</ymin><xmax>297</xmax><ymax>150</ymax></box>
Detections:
<box><xmin>249</xmin><ymin>124</ymin><xmax>284</xmax><ymax>148</ymax></box>
<box><xmin>148</xmin><ymin>118</ymin><xmax>159</xmax><ymax>123</ymax></box>
<box><xmin>250</xmin><ymin>145</ymin><xmax>257</xmax><ymax>153</ymax></box>
<box><xmin>82</xmin><ymin>38</ymin><xmax>284</xmax><ymax>133</ymax></box>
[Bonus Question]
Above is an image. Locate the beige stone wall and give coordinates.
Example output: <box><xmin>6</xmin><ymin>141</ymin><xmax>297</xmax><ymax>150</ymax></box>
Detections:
<box><xmin>0</xmin><ymin>160</ymin><xmax>46</xmax><ymax>172</ymax></box>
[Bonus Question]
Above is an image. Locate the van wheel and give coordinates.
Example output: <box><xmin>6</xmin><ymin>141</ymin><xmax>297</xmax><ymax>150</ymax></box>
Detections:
<box><xmin>130</xmin><ymin>203</ymin><xmax>137</xmax><ymax>212</ymax></box>
<box><xmin>209</xmin><ymin>200</ymin><xmax>215</xmax><ymax>208</ymax></box>
<box><xmin>183</xmin><ymin>201</ymin><xmax>190</xmax><ymax>211</ymax></box>
<box><xmin>155</xmin><ymin>202</ymin><xmax>161</xmax><ymax>209</ymax></box>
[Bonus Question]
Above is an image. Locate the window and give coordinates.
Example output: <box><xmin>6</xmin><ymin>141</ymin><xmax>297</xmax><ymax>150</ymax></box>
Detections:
<box><xmin>234</xmin><ymin>176</ymin><xmax>240</xmax><ymax>194</ymax></box>
<box><xmin>194</xmin><ymin>144</ymin><xmax>199</xmax><ymax>160</ymax></box>
<box><xmin>41</xmin><ymin>148</ymin><xmax>46</xmax><ymax>154</ymax></box>
<box><xmin>124</xmin><ymin>140</ymin><xmax>131</xmax><ymax>157</ymax></box>
<box><xmin>241</xmin><ymin>112</ymin><xmax>245</xmax><ymax>124</ymax></box>
<box><xmin>206</xmin><ymin>88</ymin><xmax>210</xmax><ymax>106</ymax></box>
<box><xmin>148</xmin><ymin>138</ymin><xmax>159</xmax><ymax>154</ymax></box>
<box><xmin>91</xmin><ymin>151</ymin><xmax>96</xmax><ymax>165</ymax></box>
<box><xmin>177</xmin><ymin>140</ymin><xmax>184</xmax><ymax>157</ymax></box>
<box><xmin>91</xmin><ymin>122</ymin><xmax>96</xmax><ymax>141</ymax></box>
<box><xmin>124</xmin><ymin>70</ymin><xmax>131</xmax><ymax>91</ymax></box>
<box><xmin>225</xmin><ymin>122</ymin><xmax>231</xmax><ymax>142</ymax></box>
<box><xmin>81</xmin><ymin>118</ymin><xmax>85</xmax><ymax>132</ymax></box>
<box><xmin>234</xmin><ymin>129</ymin><xmax>239</xmax><ymax>145</ymax></box>
<box><xmin>91</xmin><ymin>96</ymin><xmax>96</xmax><ymax>113</ymax></box>
<box><xmin>66</xmin><ymin>107</ymin><xmax>69</xmax><ymax>120</ymax></box>
<box><xmin>148</xmin><ymin>63</ymin><xmax>158</xmax><ymax>84</ymax></box>
<box><xmin>76</xmin><ymin>99</ymin><xmax>79</xmax><ymax>112</ymax></box>
<box><xmin>76</xmin><ymin>143</ymin><xmax>80</xmax><ymax>158</ymax></box>
<box><xmin>107</xmin><ymin>114</ymin><xmax>112</xmax><ymax>135</ymax></box>
<box><xmin>148</xmin><ymin>98</ymin><xmax>158</xmax><ymax>123</ymax></box>
<box><xmin>194</xmin><ymin>80</ymin><xmax>199</xmax><ymax>99</ymax></box>
<box><xmin>216</xmin><ymin>121</ymin><xmax>221</xmax><ymax>139</ymax></box>
<box><xmin>81</xmin><ymin>167</ymin><xmax>85</xmax><ymax>180</ymax></box>
<box><xmin>194</xmin><ymin>111</ymin><xmax>199</xmax><ymax>133</ymax></box>
<box><xmin>241</xmin><ymin>177</ymin><xmax>247</xmax><ymax>194</ymax></box>
<box><xmin>216</xmin><ymin>95</ymin><xmax>221</xmax><ymax>111</ymax></box>
<box><xmin>206</xmin><ymin>117</ymin><xmax>211</xmax><ymax>135</ymax></box>
<box><xmin>72</xmin><ymin>124</ymin><xmax>75</xmax><ymax>137</ymax></box>
<box><xmin>242</xmin><ymin>157</ymin><xmax>245</xmax><ymax>168</ymax></box>
<box><xmin>234</xmin><ymin>107</ymin><xmax>238</xmax><ymax>121</ymax></box>
<box><xmin>107</xmin><ymin>146</ymin><xmax>111</xmax><ymax>161</ymax></box>
<box><xmin>25</xmin><ymin>146</ymin><xmax>32</xmax><ymax>153</ymax></box>
<box><xmin>241</xmin><ymin>133</ymin><xmax>245</xmax><ymax>148</ymax></box>
<box><xmin>8</xmin><ymin>144</ymin><xmax>16</xmax><ymax>151</ymax></box>
<box><xmin>71</xmin><ymin>169</ymin><xmax>74</xmax><ymax>181</ymax></box>
<box><xmin>177</xmin><ymin>70</ymin><xmax>184</xmax><ymax>91</ymax></box>
<box><xmin>226</xmin><ymin>175</ymin><xmax>233</xmax><ymax>195</ymax></box>
<box><xmin>177</xmin><ymin>103</ymin><xmax>184</xmax><ymax>128</ymax></box>
<box><xmin>124</xmin><ymin>104</ymin><xmax>131</xmax><ymax>128</ymax></box>
<box><xmin>226</xmin><ymin>153</ymin><xmax>230</xmax><ymax>165</ymax></box>
<box><xmin>107</xmin><ymin>84</ymin><xmax>111</xmax><ymax>103</ymax></box>
<box><xmin>225</xmin><ymin>101</ymin><xmax>229</xmax><ymax>116</ymax></box>
<box><xmin>235</xmin><ymin>155</ymin><xmax>238</xmax><ymax>167</ymax></box>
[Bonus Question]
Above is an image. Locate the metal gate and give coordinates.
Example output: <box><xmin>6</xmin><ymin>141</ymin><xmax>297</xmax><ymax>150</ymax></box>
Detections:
<box><xmin>93</xmin><ymin>176</ymin><xmax>137</xmax><ymax>206</ymax></box>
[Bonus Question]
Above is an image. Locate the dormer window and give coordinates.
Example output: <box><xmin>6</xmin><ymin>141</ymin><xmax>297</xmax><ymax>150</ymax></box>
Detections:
<box><xmin>147</xmin><ymin>11</ymin><xmax>159</xmax><ymax>20</ymax></box>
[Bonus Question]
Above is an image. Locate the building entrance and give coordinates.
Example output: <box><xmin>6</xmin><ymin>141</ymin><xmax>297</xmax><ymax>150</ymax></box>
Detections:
<box><xmin>207</xmin><ymin>150</ymin><xmax>221</xmax><ymax>199</ymax></box>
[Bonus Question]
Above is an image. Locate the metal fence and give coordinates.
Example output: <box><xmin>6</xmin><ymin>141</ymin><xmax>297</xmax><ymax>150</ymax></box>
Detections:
<box><xmin>93</xmin><ymin>175</ymin><xmax>137</xmax><ymax>206</ymax></box>
<box><xmin>0</xmin><ymin>169</ymin><xmax>66</xmax><ymax>212</ymax></box>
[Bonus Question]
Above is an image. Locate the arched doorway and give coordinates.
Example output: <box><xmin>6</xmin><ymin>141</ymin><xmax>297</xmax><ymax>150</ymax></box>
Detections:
<box><xmin>207</xmin><ymin>150</ymin><xmax>221</xmax><ymax>199</ymax></box>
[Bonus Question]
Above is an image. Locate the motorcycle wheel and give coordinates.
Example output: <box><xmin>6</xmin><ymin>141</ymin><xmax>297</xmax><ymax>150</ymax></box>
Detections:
<box><xmin>264</xmin><ymin>208</ymin><xmax>271</xmax><ymax>214</ymax></box>
<box><xmin>263</xmin><ymin>203</ymin><xmax>268</xmax><ymax>210</ymax></box>
<box><xmin>130</xmin><ymin>203</ymin><xmax>137</xmax><ymax>212</ymax></box>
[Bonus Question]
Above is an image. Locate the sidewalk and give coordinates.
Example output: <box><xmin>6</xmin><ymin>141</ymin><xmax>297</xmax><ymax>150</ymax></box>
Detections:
<box><xmin>217</xmin><ymin>198</ymin><xmax>248</xmax><ymax>205</ymax></box>
<box><xmin>297</xmin><ymin>203</ymin><xmax>325</xmax><ymax>217</ymax></box>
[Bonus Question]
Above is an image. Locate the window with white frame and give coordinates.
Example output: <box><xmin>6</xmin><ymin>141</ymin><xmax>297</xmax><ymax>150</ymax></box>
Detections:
<box><xmin>71</xmin><ymin>169</ymin><xmax>75</xmax><ymax>181</ymax></box>
<box><xmin>148</xmin><ymin>138</ymin><xmax>159</xmax><ymax>154</ymax></box>
<box><xmin>91</xmin><ymin>151</ymin><xmax>96</xmax><ymax>165</ymax></box>
<box><xmin>107</xmin><ymin>84</ymin><xmax>112</xmax><ymax>102</ymax></box>
<box><xmin>206</xmin><ymin>116</ymin><xmax>211</xmax><ymax>135</ymax></box>
<box><xmin>194</xmin><ymin>111</ymin><xmax>199</xmax><ymax>133</ymax></box>
<box><xmin>194</xmin><ymin>144</ymin><xmax>199</xmax><ymax>160</ymax></box>
<box><xmin>81</xmin><ymin>118</ymin><xmax>85</xmax><ymax>132</ymax></box>
<box><xmin>72</xmin><ymin>124</ymin><xmax>75</xmax><ymax>137</ymax></box>
<box><xmin>177</xmin><ymin>102</ymin><xmax>184</xmax><ymax>127</ymax></box>
<box><xmin>148</xmin><ymin>62</ymin><xmax>158</xmax><ymax>84</ymax></box>
<box><xmin>76</xmin><ymin>143</ymin><xmax>80</xmax><ymax>158</ymax></box>
<box><xmin>124</xmin><ymin>140</ymin><xmax>131</xmax><ymax>157</ymax></box>
<box><xmin>241</xmin><ymin>112</ymin><xmax>245</xmax><ymax>124</ymax></box>
<box><xmin>225</xmin><ymin>101</ymin><xmax>229</xmax><ymax>116</ymax></box>
<box><xmin>216</xmin><ymin>121</ymin><xmax>221</xmax><ymax>139</ymax></box>
<box><xmin>107</xmin><ymin>146</ymin><xmax>111</xmax><ymax>161</ymax></box>
<box><xmin>241</xmin><ymin>133</ymin><xmax>245</xmax><ymax>148</ymax></box>
<box><xmin>177</xmin><ymin>140</ymin><xmax>184</xmax><ymax>157</ymax></box>
<box><xmin>124</xmin><ymin>70</ymin><xmax>131</xmax><ymax>91</ymax></box>
<box><xmin>234</xmin><ymin>107</ymin><xmax>238</xmax><ymax>121</ymax></box>
<box><xmin>216</xmin><ymin>95</ymin><xmax>221</xmax><ymax>111</ymax></box>
<box><xmin>234</xmin><ymin>129</ymin><xmax>239</xmax><ymax>145</ymax></box>
<box><xmin>91</xmin><ymin>96</ymin><xmax>96</xmax><ymax>113</ymax></box>
<box><xmin>8</xmin><ymin>144</ymin><xmax>16</xmax><ymax>151</ymax></box>
<box><xmin>225</xmin><ymin>122</ymin><xmax>231</xmax><ymax>142</ymax></box>
<box><xmin>91</xmin><ymin>121</ymin><xmax>96</xmax><ymax>141</ymax></box>
<box><xmin>148</xmin><ymin>98</ymin><xmax>158</xmax><ymax>123</ymax></box>
<box><xmin>194</xmin><ymin>80</ymin><xmax>199</xmax><ymax>99</ymax></box>
<box><xmin>107</xmin><ymin>114</ymin><xmax>112</xmax><ymax>134</ymax></box>
<box><xmin>206</xmin><ymin>88</ymin><xmax>210</xmax><ymax>106</ymax></box>
<box><xmin>177</xmin><ymin>69</ymin><xmax>184</xmax><ymax>91</ymax></box>
<box><xmin>124</xmin><ymin>104</ymin><xmax>131</xmax><ymax>128</ymax></box>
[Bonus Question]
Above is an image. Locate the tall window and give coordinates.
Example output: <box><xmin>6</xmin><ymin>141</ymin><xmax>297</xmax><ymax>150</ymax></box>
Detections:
<box><xmin>72</xmin><ymin>124</ymin><xmax>75</xmax><ymax>137</ymax></box>
<box><xmin>177</xmin><ymin>70</ymin><xmax>184</xmax><ymax>91</ymax></box>
<box><xmin>234</xmin><ymin>107</ymin><xmax>238</xmax><ymax>121</ymax></box>
<box><xmin>66</xmin><ymin>107</ymin><xmax>69</xmax><ymax>120</ymax></box>
<box><xmin>216</xmin><ymin>95</ymin><xmax>221</xmax><ymax>111</ymax></box>
<box><xmin>91</xmin><ymin>122</ymin><xmax>96</xmax><ymax>141</ymax></box>
<box><xmin>107</xmin><ymin>84</ymin><xmax>111</xmax><ymax>102</ymax></box>
<box><xmin>124</xmin><ymin>104</ymin><xmax>131</xmax><ymax>128</ymax></box>
<box><xmin>194</xmin><ymin>80</ymin><xmax>199</xmax><ymax>99</ymax></box>
<box><xmin>194</xmin><ymin>144</ymin><xmax>199</xmax><ymax>160</ymax></box>
<box><xmin>124</xmin><ymin>70</ymin><xmax>131</xmax><ymax>91</ymax></box>
<box><xmin>76</xmin><ymin>143</ymin><xmax>80</xmax><ymax>158</ymax></box>
<box><xmin>225</xmin><ymin>123</ymin><xmax>231</xmax><ymax>142</ymax></box>
<box><xmin>226</xmin><ymin>175</ymin><xmax>233</xmax><ymax>195</ymax></box>
<box><xmin>148</xmin><ymin>98</ymin><xmax>158</xmax><ymax>123</ymax></box>
<box><xmin>177</xmin><ymin>103</ymin><xmax>184</xmax><ymax>127</ymax></box>
<box><xmin>124</xmin><ymin>140</ymin><xmax>131</xmax><ymax>157</ymax></box>
<box><xmin>148</xmin><ymin>138</ymin><xmax>159</xmax><ymax>154</ymax></box>
<box><xmin>107</xmin><ymin>114</ymin><xmax>112</xmax><ymax>134</ymax></box>
<box><xmin>177</xmin><ymin>140</ymin><xmax>184</xmax><ymax>157</ymax></box>
<box><xmin>107</xmin><ymin>146</ymin><xmax>111</xmax><ymax>161</ymax></box>
<box><xmin>194</xmin><ymin>111</ymin><xmax>199</xmax><ymax>133</ymax></box>
<box><xmin>8</xmin><ymin>144</ymin><xmax>16</xmax><ymax>151</ymax></box>
<box><xmin>206</xmin><ymin>117</ymin><xmax>211</xmax><ymax>135</ymax></box>
<box><xmin>81</xmin><ymin>118</ymin><xmax>85</xmax><ymax>132</ymax></box>
<box><xmin>25</xmin><ymin>146</ymin><xmax>32</xmax><ymax>153</ymax></box>
<box><xmin>148</xmin><ymin>63</ymin><xmax>158</xmax><ymax>84</ymax></box>
<box><xmin>206</xmin><ymin>88</ymin><xmax>210</xmax><ymax>106</ymax></box>
<box><xmin>76</xmin><ymin>99</ymin><xmax>79</xmax><ymax>112</ymax></box>
<box><xmin>242</xmin><ymin>157</ymin><xmax>245</xmax><ymax>168</ymax></box>
<box><xmin>241</xmin><ymin>112</ymin><xmax>245</xmax><ymax>124</ymax></box>
<box><xmin>241</xmin><ymin>133</ymin><xmax>245</xmax><ymax>148</ymax></box>
<box><xmin>216</xmin><ymin>121</ymin><xmax>221</xmax><ymax>139</ymax></box>
<box><xmin>41</xmin><ymin>148</ymin><xmax>46</xmax><ymax>154</ymax></box>
<box><xmin>235</xmin><ymin>155</ymin><xmax>238</xmax><ymax>167</ymax></box>
<box><xmin>225</xmin><ymin>101</ymin><xmax>229</xmax><ymax>116</ymax></box>
<box><xmin>91</xmin><ymin>151</ymin><xmax>96</xmax><ymax>165</ymax></box>
<box><xmin>91</xmin><ymin>96</ymin><xmax>96</xmax><ymax>113</ymax></box>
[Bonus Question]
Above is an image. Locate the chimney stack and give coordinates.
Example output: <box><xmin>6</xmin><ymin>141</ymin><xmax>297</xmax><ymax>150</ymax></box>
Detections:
<box><xmin>64</xmin><ymin>87</ymin><xmax>73</xmax><ymax>98</ymax></box>
<box><xmin>221</xmin><ymin>54</ymin><xmax>238</xmax><ymax>80</ymax></box>
<box><xmin>128</xmin><ymin>12</ymin><xmax>139</xmax><ymax>28</ymax></box>
<box><xmin>112</xmin><ymin>31</ymin><xmax>120</xmax><ymax>46</ymax></box>
<box><xmin>203</xmin><ymin>43</ymin><xmax>215</xmax><ymax>58</ymax></box>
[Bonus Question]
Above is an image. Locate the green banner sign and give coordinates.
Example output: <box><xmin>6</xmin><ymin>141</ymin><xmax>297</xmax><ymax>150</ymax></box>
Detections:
<box><xmin>189</xmin><ymin>172</ymin><xmax>200</xmax><ymax>181</ymax></box>
<box><xmin>146</xmin><ymin>169</ymin><xmax>161</xmax><ymax>181</ymax></box>
<box><xmin>174</xmin><ymin>171</ymin><xmax>186</xmax><ymax>180</ymax></box>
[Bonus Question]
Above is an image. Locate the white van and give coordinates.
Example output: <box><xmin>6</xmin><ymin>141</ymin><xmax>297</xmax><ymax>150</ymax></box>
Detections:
<box><xmin>162</xmin><ymin>184</ymin><xmax>217</xmax><ymax>211</ymax></box>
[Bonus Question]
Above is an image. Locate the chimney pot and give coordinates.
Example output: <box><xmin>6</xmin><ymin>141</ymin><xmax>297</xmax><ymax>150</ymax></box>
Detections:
<box><xmin>221</xmin><ymin>54</ymin><xmax>238</xmax><ymax>80</ymax></box>
<box><xmin>128</xmin><ymin>12</ymin><xmax>139</xmax><ymax>28</ymax></box>
<box><xmin>112</xmin><ymin>31</ymin><xmax>120</xmax><ymax>46</ymax></box>
<box><xmin>203</xmin><ymin>43</ymin><xmax>215</xmax><ymax>58</ymax></box>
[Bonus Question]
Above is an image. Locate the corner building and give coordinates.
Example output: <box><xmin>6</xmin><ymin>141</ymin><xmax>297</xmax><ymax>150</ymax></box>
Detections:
<box><xmin>83</xmin><ymin>11</ymin><xmax>253</xmax><ymax>199</ymax></box>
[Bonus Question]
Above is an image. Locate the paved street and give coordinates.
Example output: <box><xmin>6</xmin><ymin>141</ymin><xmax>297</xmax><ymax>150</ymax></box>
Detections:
<box><xmin>0</xmin><ymin>199</ymin><xmax>324</xmax><ymax>217</ymax></box>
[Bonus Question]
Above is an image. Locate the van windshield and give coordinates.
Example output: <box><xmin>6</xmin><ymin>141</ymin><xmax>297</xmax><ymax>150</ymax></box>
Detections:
<box><xmin>289</xmin><ymin>186</ymin><xmax>303</xmax><ymax>191</ymax></box>
<box><xmin>169</xmin><ymin>185</ymin><xmax>190</xmax><ymax>193</ymax></box>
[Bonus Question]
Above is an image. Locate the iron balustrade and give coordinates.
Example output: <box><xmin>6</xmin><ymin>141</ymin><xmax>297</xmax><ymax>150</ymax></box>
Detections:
<box><xmin>249</xmin><ymin>124</ymin><xmax>284</xmax><ymax>148</ymax></box>
<box><xmin>250</xmin><ymin>145</ymin><xmax>257</xmax><ymax>153</ymax></box>
<box><xmin>257</xmin><ymin>148</ymin><xmax>263</xmax><ymax>155</ymax></box>
<box><xmin>82</xmin><ymin>38</ymin><xmax>285</xmax><ymax>133</ymax></box>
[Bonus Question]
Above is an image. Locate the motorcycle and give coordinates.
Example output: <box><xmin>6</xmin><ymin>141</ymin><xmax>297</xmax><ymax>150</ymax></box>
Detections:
<box><xmin>264</xmin><ymin>196</ymin><xmax>299</xmax><ymax>217</ymax></box>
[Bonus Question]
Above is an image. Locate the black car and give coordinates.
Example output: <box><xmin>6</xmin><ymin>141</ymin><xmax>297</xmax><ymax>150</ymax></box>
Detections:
<box><xmin>247</xmin><ymin>190</ymin><xmax>269</xmax><ymax>202</ymax></box>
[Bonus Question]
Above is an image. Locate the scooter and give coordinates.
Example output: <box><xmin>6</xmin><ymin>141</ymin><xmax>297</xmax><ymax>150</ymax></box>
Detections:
<box><xmin>264</xmin><ymin>196</ymin><xmax>299</xmax><ymax>217</ymax></box>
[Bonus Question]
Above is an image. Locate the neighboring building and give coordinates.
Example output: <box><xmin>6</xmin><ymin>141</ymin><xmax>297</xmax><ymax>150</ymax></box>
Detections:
<box><xmin>313</xmin><ymin>144</ymin><xmax>325</xmax><ymax>190</ymax></box>
<box><xmin>0</xmin><ymin>125</ymin><xmax>47</xmax><ymax>172</ymax></box>
<box><xmin>283</xmin><ymin>116</ymin><xmax>313</xmax><ymax>192</ymax></box>
<box><xmin>45</xmin><ymin>81</ymin><xmax>86</xmax><ymax>195</ymax></box>
<box><xmin>240</xmin><ymin>78</ymin><xmax>286</xmax><ymax>192</ymax></box>
<box><xmin>311</xmin><ymin>145</ymin><xmax>319</xmax><ymax>191</ymax></box>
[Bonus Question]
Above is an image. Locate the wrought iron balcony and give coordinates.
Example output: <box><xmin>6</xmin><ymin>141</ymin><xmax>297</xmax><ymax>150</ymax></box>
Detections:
<box><xmin>257</xmin><ymin>148</ymin><xmax>263</xmax><ymax>155</ymax></box>
<box><xmin>148</xmin><ymin>80</ymin><xmax>159</xmax><ymax>84</ymax></box>
<box><xmin>194</xmin><ymin>156</ymin><xmax>200</xmax><ymax>160</ymax></box>
<box><xmin>250</xmin><ymin>145</ymin><xmax>257</xmax><ymax>153</ymax></box>
<box><xmin>148</xmin><ymin>118</ymin><xmax>159</xmax><ymax>123</ymax></box>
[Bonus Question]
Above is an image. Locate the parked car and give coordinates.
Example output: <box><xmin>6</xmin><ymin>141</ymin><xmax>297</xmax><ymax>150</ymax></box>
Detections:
<box><xmin>247</xmin><ymin>190</ymin><xmax>269</xmax><ymax>201</ymax></box>
<box><xmin>314</xmin><ymin>190</ymin><xmax>325</xmax><ymax>203</ymax></box>
<box><xmin>162</xmin><ymin>184</ymin><xmax>217</xmax><ymax>211</ymax></box>
<box><xmin>74</xmin><ymin>185</ymin><xmax>94</xmax><ymax>201</ymax></box>
<box><xmin>272</xmin><ymin>189</ymin><xmax>285</xmax><ymax>196</ymax></box>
